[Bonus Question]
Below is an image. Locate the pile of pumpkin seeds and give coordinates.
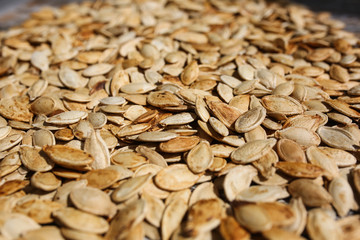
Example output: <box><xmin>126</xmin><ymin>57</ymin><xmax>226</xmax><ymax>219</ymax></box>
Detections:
<box><xmin>0</xmin><ymin>0</ymin><xmax>360</xmax><ymax>239</ymax></box>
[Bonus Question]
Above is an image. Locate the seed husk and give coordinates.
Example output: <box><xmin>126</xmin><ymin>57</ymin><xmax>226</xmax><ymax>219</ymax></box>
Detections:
<box><xmin>262</xmin><ymin>95</ymin><xmax>304</xmax><ymax>115</ymax></box>
<box><xmin>235</xmin><ymin>106</ymin><xmax>266</xmax><ymax>133</ymax></box>
<box><xmin>80</xmin><ymin>166</ymin><xmax>132</xmax><ymax>189</ymax></box>
<box><xmin>223</xmin><ymin>165</ymin><xmax>258</xmax><ymax>201</ymax></box>
<box><xmin>43</xmin><ymin>145</ymin><xmax>93</xmax><ymax>170</ymax></box>
<box><xmin>1</xmin><ymin>0</ymin><xmax>360</xmax><ymax>239</ymax></box>
<box><xmin>186</xmin><ymin>140</ymin><xmax>213</xmax><ymax>174</ymax></box>
<box><xmin>276</xmin><ymin>139</ymin><xmax>307</xmax><ymax>163</ymax></box>
<box><xmin>276</xmin><ymin>162</ymin><xmax>326</xmax><ymax>179</ymax></box>
<box><xmin>231</xmin><ymin>139</ymin><xmax>277</xmax><ymax>164</ymax></box>
<box><xmin>155</xmin><ymin>164</ymin><xmax>201</xmax><ymax>191</ymax></box>
<box><xmin>31</xmin><ymin>171</ymin><xmax>61</xmax><ymax>191</ymax></box>
<box><xmin>52</xmin><ymin>207</ymin><xmax>109</xmax><ymax>234</ymax></box>
<box><xmin>19</xmin><ymin>146</ymin><xmax>54</xmax><ymax>172</ymax></box>
<box><xmin>111</xmin><ymin>173</ymin><xmax>152</xmax><ymax>202</ymax></box>
<box><xmin>329</xmin><ymin>177</ymin><xmax>358</xmax><ymax>217</ymax></box>
<box><xmin>70</xmin><ymin>187</ymin><xmax>116</xmax><ymax>217</ymax></box>
<box><xmin>317</xmin><ymin>126</ymin><xmax>359</xmax><ymax>151</ymax></box>
<box><xmin>137</xmin><ymin>131</ymin><xmax>178</xmax><ymax>142</ymax></box>
<box><xmin>288</xmin><ymin>179</ymin><xmax>333</xmax><ymax>207</ymax></box>
<box><xmin>306</xmin><ymin>208</ymin><xmax>342</xmax><ymax>240</ymax></box>
<box><xmin>161</xmin><ymin>198</ymin><xmax>188</xmax><ymax>240</ymax></box>
<box><xmin>159</xmin><ymin>136</ymin><xmax>200</xmax><ymax>153</ymax></box>
<box><xmin>183</xmin><ymin>198</ymin><xmax>224</xmax><ymax>237</ymax></box>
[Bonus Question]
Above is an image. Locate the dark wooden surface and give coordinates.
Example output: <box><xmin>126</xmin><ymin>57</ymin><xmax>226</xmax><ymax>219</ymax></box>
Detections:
<box><xmin>0</xmin><ymin>0</ymin><xmax>359</xmax><ymax>34</ymax></box>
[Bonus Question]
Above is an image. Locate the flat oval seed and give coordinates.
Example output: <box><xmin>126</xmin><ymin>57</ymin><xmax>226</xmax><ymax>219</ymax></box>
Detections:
<box><xmin>105</xmin><ymin>199</ymin><xmax>146</xmax><ymax>239</ymax></box>
<box><xmin>217</xmin><ymin>83</ymin><xmax>233</xmax><ymax>103</ymax></box>
<box><xmin>63</xmin><ymin>92</ymin><xmax>91</xmax><ymax>102</ymax></box>
<box><xmin>231</xmin><ymin>139</ymin><xmax>277</xmax><ymax>164</ymax></box>
<box><xmin>209</xmin><ymin>117</ymin><xmax>229</xmax><ymax>136</ymax></box>
<box><xmin>21</xmin><ymin>226</ymin><xmax>64</xmax><ymax>240</ymax></box>
<box><xmin>137</xmin><ymin>131</ymin><xmax>178</xmax><ymax>142</ymax></box>
<box><xmin>307</xmin><ymin>209</ymin><xmax>342</xmax><ymax>240</ymax></box>
<box><xmin>30</xmin><ymin>97</ymin><xmax>55</xmax><ymax>115</ymax></box>
<box><xmin>195</xmin><ymin>96</ymin><xmax>210</xmax><ymax>122</ymax></box>
<box><xmin>235</xmin><ymin>185</ymin><xmax>289</xmax><ymax>202</ymax></box>
<box><xmin>262</xmin><ymin>95</ymin><xmax>303</xmax><ymax>115</ymax></box>
<box><xmin>135</xmin><ymin>146</ymin><xmax>168</xmax><ymax>168</ymax></box>
<box><xmin>31</xmin><ymin>171</ymin><xmax>62</xmax><ymax>191</ymax></box>
<box><xmin>147</xmin><ymin>91</ymin><xmax>182</xmax><ymax>108</ymax></box>
<box><xmin>111</xmin><ymin>173</ymin><xmax>152</xmax><ymax>202</ymax></box>
<box><xmin>31</xmin><ymin>50</ymin><xmax>49</xmax><ymax>71</ymax></box>
<box><xmin>99</xmin><ymin>96</ymin><xmax>126</xmax><ymax>105</ymax></box>
<box><xmin>111</xmin><ymin>151</ymin><xmax>148</xmax><ymax>168</ymax></box>
<box><xmin>161</xmin><ymin>198</ymin><xmax>188</xmax><ymax>240</ymax></box>
<box><xmin>0</xmin><ymin>152</ymin><xmax>21</xmax><ymax>177</ymax></box>
<box><xmin>142</xmin><ymin>192</ymin><xmax>165</xmax><ymax>227</ymax></box>
<box><xmin>159</xmin><ymin>136</ymin><xmax>200</xmax><ymax>153</ymax></box>
<box><xmin>233</xmin><ymin>203</ymin><xmax>272</xmax><ymax>233</ymax></box>
<box><xmin>326</xmin><ymin>99</ymin><xmax>360</xmax><ymax>118</ymax></box>
<box><xmin>116</xmin><ymin>123</ymin><xmax>151</xmax><ymax>137</ymax></box>
<box><xmin>0</xmin><ymin>96</ymin><xmax>33</xmax><ymax>122</ymax></box>
<box><xmin>181</xmin><ymin>60</ymin><xmax>199</xmax><ymax>85</ymax></box>
<box><xmin>238</xmin><ymin>64</ymin><xmax>255</xmax><ymax>81</ymax></box>
<box><xmin>275</xmin><ymin>127</ymin><xmax>321</xmax><ymax>149</ymax></box>
<box><xmin>184</xmin><ymin>198</ymin><xmax>223</xmax><ymax>235</ymax></box>
<box><xmin>160</xmin><ymin>112</ymin><xmax>197</xmax><ymax>126</ymax></box>
<box><xmin>19</xmin><ymin>146</ymin><xmax>54</xmax><ymax>172</ymax></box>
<box><xmin>82</xmin><ymin>63</ymin><xmax>113</xmax><ymax>77</ymax></box>
<box><xmin>306</xmin><ymin>146</ymin><xmax>339</xmax><ymax>178</ymax></box>
<box><xmin>121</xmin><ymin>82</ymin><xmax>156</xmax><ymax>94</ymax></box>
<box><xmin>1</xmin><ymin>213</ymin><xmax>41</xmax><ymax>239</ymax></box>
<box><xmin>223</xmin><ymin>165</ymin><xmax>258</xmax><ymax>202</ymax></box>
<box><xmin>318</xmin><ymin>146</ymin><xmax>356</xmax><ymax>167</ymax></box>
<box><xmin>60</xmin><ymin>228</ymin><xmax>103</xmax><ymax>240</ymax></box>
<box><xmin>234</xmin><ymin>79</ymin><xmax>258</xmax><ymax>95</ymax></box>
<box><xmin>188</xmin><ymin>182</ymin><xmax>218</xmax><ymax>206</ymax></box>
<box><xmin>59</xmin><ymin>67</ymin><xmax>87</xmax><ymax>89</ymax></box>
<box><xmin>207</xmin><ymin>101</ymin><xmax>242</xmax><ymax>128</ymax></box>
<box><xmin>220</xmin><ymin>216</ymin><xmax>250</xmax><ymax>240</ymax></box>
<box><xmin>220</xmin><ymin>75</ymin><xmax>242</xmax><ymax>88</ymax></box>
<box><xmin>276</xmin><ymin>139</ymin><xmax>306</xmax><ymax>163</ymax></box>
<box><xmin>288</xmin><ymin>179</ymin><xmax>332</xmax><ymax>207</ymax></box>
<box><xmin>88</xmin><ymin>112</ymin><xmax>107</xmax><ymax>129</ymax></box>
<box><xmin>54</xmin><ymin>128</ymin><xmax>74</xmax><ymax>141</ymax></box>
<box><xmin>33</xmin><ymin>129</ymin><xmax>55</xmax><ymax>147</ymax></box>
<box><xmin>28</xmin><ymin>79</ymin><xmax>47</xmax><ymax>101</ymax></box>
<box><xmin>235</xmin><ymin>106</ymin><xmax>266</xmax><ymax>133</ymax></box>
<box><xmin>53</xmin><ymin>208</ymin><xmax>109</xmax><ymax>234</ymax></box>
<box><xmin>329</xmin><ymin>177</ymin><xmax>357</xmax><ymax>217</ymax></box>
<box><xmin>275</xmin><ymin>162</ymin><xmax>326</xmax><ymax>178</ymax></box>
<box><xmin>0</xmin><ymin>134</ymin><xmax>22</xmax><ymax>152</ymax></box>
<box><xmin>70</xmin><ymin>187</ymin><xmax>116</xmax><ymax>217</ymax></box>
<box><xmin>0</xmin><ymin>126</ymin><xmax>12</xmax><ymax>140</ymax></box>
<box><xmin>317</xmin><ymin>126</ymin><xmax>358</xmax><ymax>151</ymax></box>
<box><xmin>155</xmin><ymin>164</ymin><xmax>200</xmax><ymax>191</ymax></box>
<box><xmin>43</xmin><ymin>145</ymin><xmax>94</xmax><ymax>169</ymax></box>
<box><xmin>80</xmin><ymin>167</ymin><xmax>132</xmax><ymax>189</ymax></box>
<box><xmin>186</xmin><ymin>141</ymin><xmax>213</xmax><ymax>173</ymax></box>
<box><xmin>46</xmin><ymin>111</ymin><xmax>88</xmax><ymax>125</ymax></box>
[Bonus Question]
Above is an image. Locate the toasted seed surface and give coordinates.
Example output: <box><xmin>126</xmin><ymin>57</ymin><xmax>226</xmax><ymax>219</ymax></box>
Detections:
<box><xmin>155</xmin><ymin>164</ymin><xmax>200</xmax><ymax>191</ymax></box>
<box><xmin>52</xmin><ymin>207</ymin><xmax>109</xmax><ymax>234</ymax></box>
<box><xmin>159</xmin><ymin>136</ymin><xmax>200</xmax><ymax>153</ymax></box>
<box><xmin>1</xmin><ymin>0</ymin><xmax>360</xmax><ymax>239</ymax></box>
<box><xmin>43</xmin><ymin>145</ymin><xmax>93</xmax><ymax>169</ymax></box>
<box><xmin>231</xmin><ymin>139</ymin><xmax>277</xmax><ymax>164</ymax></box>
<box><xmin>70</xmin><ymin>187</ymin><xmax>116</xmax><ymax>217</ymax></box>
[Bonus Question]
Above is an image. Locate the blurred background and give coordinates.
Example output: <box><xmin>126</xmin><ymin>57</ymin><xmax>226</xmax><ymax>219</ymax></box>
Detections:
<box><xmin>0</xmin><ymin>0</ymin><xmax>359</xmax><ymax>33</ymax></box>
